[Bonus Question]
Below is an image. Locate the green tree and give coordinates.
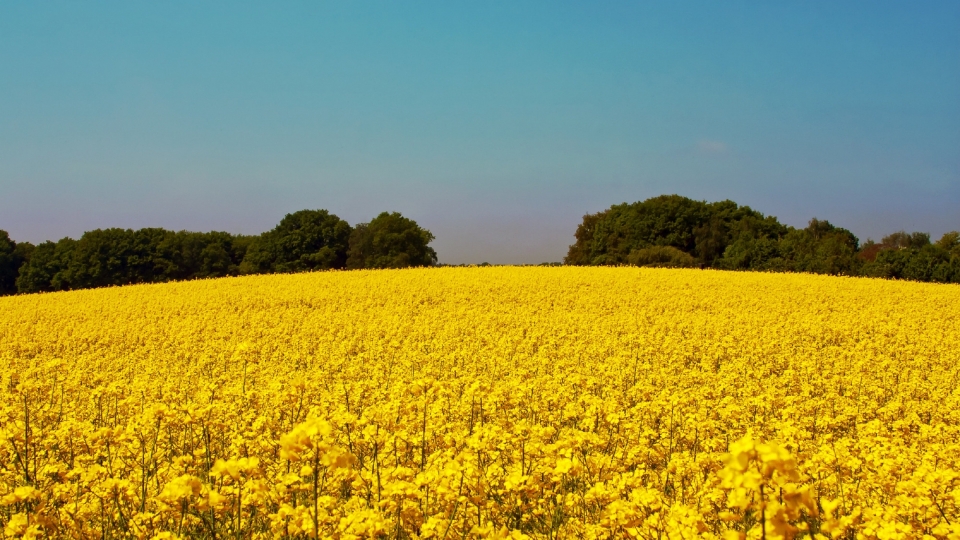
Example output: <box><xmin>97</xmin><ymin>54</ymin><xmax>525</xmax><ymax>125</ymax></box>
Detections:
<box><xmin>14</xmin><ymin>228</ymin><xmax>257</xmax><ymax>294</ymax></box>
<box><xmin>64</xmin><ymin>228</ymin><xmax>172</xmax><ymax>289</ymax></box>
<box><xmin>626</xmin><ymin>246</ymin><xmax>697</xmax><ymax>268</ymax></box>
<box><xmin>935</xmin><ymin>231</ymin><xmax>959</xmax><ymax>254</ymax></box>
<box><xmin>859</xmin><ymin>230</ymin><xmax>959</xmax><ymax>283</ymax></box>
<box><xmin>0</xmin><ymin>230</ymin><xmax>29</xmax><ymax>295</ymax></box>
<box><xmin>565</xmin><ymin>195</ymin><xmax>785</xmax><ymax>267</ymax></box>
<box><xmin>241</xmin><ymin>210</ymin><xmax>352</xmax><ymax>274</ymax></box>
<box><xmin>867</xmin><ymin>240</ymin><xmax>957</xmax><ymax>283</ymax></box>
<box><xmin>777</xmin><ymin>219</ymin><xmax>860</xmax><ymax>275</ymax></box>
<box><xmin>346</xmin><ymin>212</ymin><xmax>437</xmax><ymax>269</ymax></box>
<box><xmin>15</xmin><ymin>238</ymin><xmax>78</xmax><ymax>293</ymax></box>
<box><xmin>931</xmin><ymin>256</ymin><xmax>960</xmax><ymax>283</ymax></box>
<box><xmin>715</xmin><ymin>236</ymin><xmax>785</xmax><ymax>271</ymax></box>
<box><xmin>881</xmin><ymin>230</ymin><xmax>930</xmax><ymax>250</ymax></box>
<box><xmin>569</xmin><ymin>195</ymin><xmax>715</xmax><ymax>265</ymax></box>
<box><xmin>564</xmin><ymin>212</ymin><xmax>605</xmax><ymax>266</ymax></box>
<box><xmin>157</xmin><ymin>231</ymin><xmax>253</xmax><ymax>280</ymax></box>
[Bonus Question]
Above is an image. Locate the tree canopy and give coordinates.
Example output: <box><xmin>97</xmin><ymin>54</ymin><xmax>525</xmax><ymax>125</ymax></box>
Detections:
<box><xmin>565</xmin><ymin>195</ymin><xmax>787</xmax><ymax>267</ymax></box>
<box><xmin>2</xmin><ymin>196</ymin><xmax>956</xmax><ymax>296</ymax></box>
<box><xmin>241</xmin><ymin>210</ymin><xmax>351</xmax><ymax>274</ymax></box>
<box><xmin>346</xmin><ymin>212</ymin><xmax>438</xmax><ymax>269</ymax></box>
<box><xmin>566</xmin><ymin>195</ymin><xmax>959</xmax><ymax>283</ymax></box>
<box><xmin>12</xmin><ymin>230</ymin><xmax>252</xmax><ymax>294</ymax></box>
<box><xmin>0</xmin><ymin>230</ymin><xmax>27</xmax><ymax>295</ymax></box>
<box><xmin>2</xmin><ymin>209</ymin><xmax>436</xmax><ymax>295</ymax></box>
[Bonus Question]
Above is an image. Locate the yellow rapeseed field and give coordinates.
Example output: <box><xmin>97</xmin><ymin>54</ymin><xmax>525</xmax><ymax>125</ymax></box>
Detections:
<box><xmin>1</xmin><ymin>267</ymin><xmax>959</xmax><ymax>540</ymax></box>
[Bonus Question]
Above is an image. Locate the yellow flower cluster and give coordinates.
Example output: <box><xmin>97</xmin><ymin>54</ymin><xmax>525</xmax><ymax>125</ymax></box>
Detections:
<box><xmin>1</xmin><ymin>267</ymin><xmax>958</xmax><ymax>539</ymax></box>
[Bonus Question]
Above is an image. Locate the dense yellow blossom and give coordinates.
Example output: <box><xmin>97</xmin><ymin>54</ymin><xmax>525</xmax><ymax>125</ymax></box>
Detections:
<box><xmin>1</xmin><ymin>267</ymin><xmax>958</xmax><ymax>539</ymax></box>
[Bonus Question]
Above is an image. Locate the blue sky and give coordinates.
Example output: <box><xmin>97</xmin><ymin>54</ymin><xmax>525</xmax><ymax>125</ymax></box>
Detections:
<box><xmin>1</xmin><ymin>2</ymin><xmax>957</xmax><ymax>263</ymax></box>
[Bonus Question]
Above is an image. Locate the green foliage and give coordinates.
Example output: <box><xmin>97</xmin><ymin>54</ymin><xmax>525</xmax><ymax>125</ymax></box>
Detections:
<box><xmin>64</xmin><ymin>228</ymin><xmax>167</xmax><ymax>289</ymax></box>
<box><xmin>15</xmin><ymin>238</ymin><xmax>78</xmax><ymax>293</ymax></box>
<box><xmin>935</xmin><ymin>231</ymin><xmax>960</xmax><ymax>254</ymax></box>
<box><xmin>4</xmin><ymin>209</ymin><xmax>437</xmax><ymax>295</ymax></box>
<box><xmin>0</xmin><ymin>231</ymin><xmax>29</xmax><ymax>295</ymax></box>
<box><xmin>564</xmin><ymin>212</ymin><xmax>605</xmax><ymax>266</ymax></box>
<box><xmin>776</xmin><ymin>219</ymin><xmax>860</xmax><ymax>275</ymax></box>
<box><xmin>565</xmin><ymin>195</ymin><xmax>784</xmax><ymax>267</ymax></box>
<box><xmin>858</xmin><ymin>230</ymin><xmax>959</xmax><ymax>283</ymax></box>
<box><xmin>4</xmin><ymin>199</ymin><xmax>955</xmax><ymax>294</ymax></box>
<box><xmin>714</xmin><ymin>236</ymin><xmax>784</xmax><ymax>271</ymax></box>
<box><xmin>881</xmin><ymin>230</ymin><xmax>930</xmax><ymax>250</ymax></box>
<box><xmin>627</xmin><ymin>246</ymin><xmax>697</xmax><ymax>268</ymax></box>
<box><xmin>158</xmin><ymin>231</ymin><xmax>253</xmax><ymax>280</ymax></box>
<box><xmin>346</xmin><ymin>212</ymin><xmax>437</xmax><ymax>269</ymax></box>
<box><xmin>566</xmin><ymin>195</ymin><xmax>956</xmax><ymax>284</ymax></box>
<box><xmin>241</xmin><ymin>210</ymin><xmax>351</xmax><ymax>274</ymax></box>
<box><xmin>12</xmin><ymin>230</ymin><xmax>252</xmax><ymax>293</ymax></box>
<box><xmin>867</xmin><ymin>244</ymin><xmax>957</xmax><ymax>283</ymax></box>
<box><xmin>715</xmin><ymin>217</ymin><xmax>860</xmax><ymax>275</ymax></box>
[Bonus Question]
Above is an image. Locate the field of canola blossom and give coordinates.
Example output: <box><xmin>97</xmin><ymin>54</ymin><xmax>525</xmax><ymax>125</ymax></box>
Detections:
<box><xmin>1</xmin><ymin>267</ymin><xmax>959</xmax><ymax>540</ymax></box>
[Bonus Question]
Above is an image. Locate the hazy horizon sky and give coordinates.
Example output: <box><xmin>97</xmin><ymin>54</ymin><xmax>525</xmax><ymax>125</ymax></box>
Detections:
<box><xmin>2</xmin><ymin>2</ymin><xmax>958</xmax><ymax>263</ymax></box>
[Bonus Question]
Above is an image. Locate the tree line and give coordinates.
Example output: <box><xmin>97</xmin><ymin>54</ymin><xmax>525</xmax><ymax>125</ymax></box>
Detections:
<box><xmin>565</xmin><ymin>194</ymin><xmax>960</xmax><ymax>283</ymax></box>
<box><xmin>3</xmin><ymin>195</ymin><xmax>958</xmax><ymax>296</ymax></box>
<box><xmin>0</xmin><ymin>210</ymin><xmax>437</xmax><ymax>295</ymax></box>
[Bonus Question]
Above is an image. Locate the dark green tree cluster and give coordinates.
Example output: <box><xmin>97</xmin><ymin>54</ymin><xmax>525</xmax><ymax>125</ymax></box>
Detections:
<box><xmin>346</xmin><ymin>212</ymin><xmax>437</xmax><ymax>270</ymax></box>
<box><xmin>0</xmin><ymin>210</ymin><xmax>436</xmax><ymax>296</ymax></box>
<box><xmin>564</xmin><ymin>195</ymin><xmax>789</xmax><ymax>268</ymax></box>
<box><xmin>0</xmin><ymin>230</ymin><xmax>32</xmax><ymax>295</ymax></box>
<box><xmin>858</xmin><ymin>231</ymin><xmax>960</xmax><ymax>282</ymax></box>
<box><xmin>240</xmin><ymin>210</ymin><xmax>351</xmax><ymax>274</ymax></box>
<box><xmin>565</xmin><ymin>194</ymin><xmax>960</xmax><ymax>283</ymax></box>
<box><xmin>11</xmin><ymin>229</ymin><xmax>254</xmax><ymax>294</ymax></box>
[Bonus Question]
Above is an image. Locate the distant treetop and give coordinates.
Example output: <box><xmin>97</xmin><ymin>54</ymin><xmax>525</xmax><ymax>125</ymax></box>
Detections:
<box><xmin>565</xmin><ymin>194</ymin><xmax>958</xmax><ymax>284</ymax></box>
<box><xmin>1</xmin><ymin>209</ymin><xmax>437</xmax><ymax>295</ymax></box>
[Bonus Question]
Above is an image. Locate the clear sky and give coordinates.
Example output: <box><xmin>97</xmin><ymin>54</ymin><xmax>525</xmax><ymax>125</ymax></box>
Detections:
<box><xmin>2</xmin><ymin>2</ymin><xmax>958</xmax><ymax>264</ymax></box>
